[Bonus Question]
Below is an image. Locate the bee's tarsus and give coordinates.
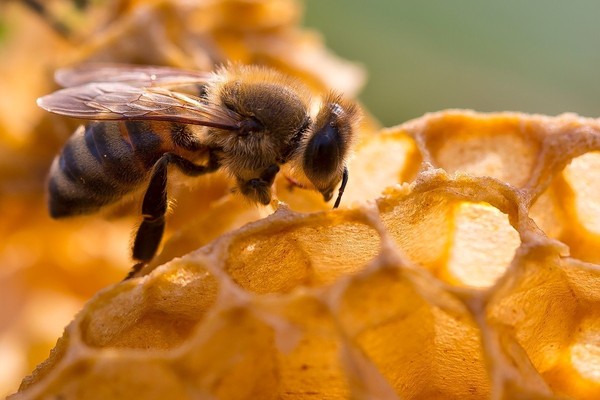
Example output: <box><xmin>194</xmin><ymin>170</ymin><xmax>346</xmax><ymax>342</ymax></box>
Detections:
<box><xmin>124</xmin><ymin>262</ymin><xmax>146</xmax><ymax>281</ymax></box>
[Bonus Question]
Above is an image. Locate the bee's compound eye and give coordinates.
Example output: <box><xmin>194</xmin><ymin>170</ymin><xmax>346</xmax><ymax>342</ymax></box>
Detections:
<box><xmin>303</xmin><ymin>123</ymin><xmax>342</xmax><ymax>190</ymax></box>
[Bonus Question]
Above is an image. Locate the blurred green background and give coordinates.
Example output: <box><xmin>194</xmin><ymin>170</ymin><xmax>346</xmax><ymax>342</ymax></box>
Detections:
<box><xmin>304</xmin><ymin>0</ymin><xmax>600</xmax><ymax>126</ymax></box>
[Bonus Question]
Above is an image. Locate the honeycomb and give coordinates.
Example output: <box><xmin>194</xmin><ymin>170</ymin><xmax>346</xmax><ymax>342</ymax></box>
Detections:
<box><xmin>8</xmin><ymin>109</ymin><xmax>600</xmax><ymax>400</ymax></box>
<box><xmin>2</xmin><ymin>1</ymin><xmax>600</xmax><ymax>400</ymax></box>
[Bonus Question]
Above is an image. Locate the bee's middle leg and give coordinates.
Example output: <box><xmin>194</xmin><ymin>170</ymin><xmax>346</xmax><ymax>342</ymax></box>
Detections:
<box><xmin>132</xmin><ymin>152</ymin><xmax>220</xmax><ymax>264</ymax></box>
<box><xmin>237</xmin><ymin>164</ymin><xmax>280</xmax><ymax>205</ymax></box>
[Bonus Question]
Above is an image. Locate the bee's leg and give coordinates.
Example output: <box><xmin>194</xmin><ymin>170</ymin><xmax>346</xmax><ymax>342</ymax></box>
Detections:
<box><xmin>237</xmin><ymin>164</ymin><xmax>280</xmax><ymax>205</ymax></box>
<box><xmin>123</xmin><ymin>262</ymin><xmax>146</xmax><ymax>281</ymax></box>
<box><xmin>131</xmin><ymin>152</ymin><xmax>220</xmax><ymax>265</ymax></box>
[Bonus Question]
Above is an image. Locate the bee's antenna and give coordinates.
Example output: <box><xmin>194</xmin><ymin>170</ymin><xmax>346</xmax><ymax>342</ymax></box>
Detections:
<box><xmin>333</xmin><ymin>167</ymin><xmax>348</xmax><ymax>209</ymax></box>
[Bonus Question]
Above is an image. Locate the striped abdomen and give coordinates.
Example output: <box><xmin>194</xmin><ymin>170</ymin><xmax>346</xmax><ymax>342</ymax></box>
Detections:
<box><xmin>48</xmin><ymin>120</ymin><xmax>165</xmax><ymax>218</ymax></box>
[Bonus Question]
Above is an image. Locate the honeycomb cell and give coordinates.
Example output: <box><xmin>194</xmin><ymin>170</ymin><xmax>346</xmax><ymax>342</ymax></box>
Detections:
<box><xmin>42</xmin><ymin>359</ymin><xmax>190</xmax><ymax>400</ymax></box>
<box><xmin>488</xmin><ymin>250</ymin><xmax>584</xmax><ymax>394</ymax></box>
<box><xmin>80</xmin><ymin>261</ymin><xmax>219</xmax><ymax>350</ymax></box>
<box><xmin>337</xmin><ymin>266</ymin><xmax>490</xmax><ymax>399</ymax></box>
<box><xmin>444</xmin><ymin>201</ymin><xmax>520</xmax><ymax>288</ymax></box>
<box><xmin>530</xmin><ymin>151</ymin><xmax>600</xmax><ymax>264</ymax></box>
<box><xmin>175</xmin><ymin>305</ymin><xmax>281</xmax><ymax>399</ymax></box>
<box><xmin>223</xmin><ymin>212</ymin><xmax>381</xmax><ymax>294</ymax></box>
<box><xmin>421</xmin><ymin>113</ymin><xmax>541</xmax><ymax>187</ymax></box>
<box><xmin>570</xmin><ymin>316</ymin><xmax>600</xmax><ymax>379</ymax></box>
<box><xmin>344</xmin><ymin>130</ymin><xmax>422</xmax><ymax>204</ymax></box>
<box><xmin>378</xmin><ymin>183</ymin><xmax>520</xmax><ymax>289</ymax></box>
<box><xmin>562</xmin><ymin>152</ymin><xmax>600</xmax><ymax>261</ymax></box>
<box><xmin>379</xmin><ymin>190</ymin><xmax>454</xmax><ymax>276</ymax></box>
<box><xmin>272</xmin><ymin>295</ymin><xmax>353</xmax><ymax>399</ymax></box>
<box><xmin>563</xmin><ymin>152</ymin><xmax>600</xmax><ymax>237</ymax></box>
<box><xmin>528</xmin><ymin>187</ymin><xmax>564</xmax><ymax>241</ymax></box>
<box><xmin>538</xmin><ymin>316</ymin><xmax>600</xmax><ymax>400</ymax></box>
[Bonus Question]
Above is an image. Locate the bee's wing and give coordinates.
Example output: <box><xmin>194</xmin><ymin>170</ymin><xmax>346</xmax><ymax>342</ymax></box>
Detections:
<box><xmin>37</xmin><ymin>82</ymin><xmax>242</xmax><ymax>130</ymax></box>
<box><xmin>54</xmin><ymin>64</ymin><xmax>214</xmax><ymax>88</ymax></box>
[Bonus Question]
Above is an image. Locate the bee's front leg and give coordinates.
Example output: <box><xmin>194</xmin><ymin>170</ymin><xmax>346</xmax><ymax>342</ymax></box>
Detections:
<box><xmin>237</xmin><ymin>164</ymin><xmax>280</xmax><ymax>205</ymax></box>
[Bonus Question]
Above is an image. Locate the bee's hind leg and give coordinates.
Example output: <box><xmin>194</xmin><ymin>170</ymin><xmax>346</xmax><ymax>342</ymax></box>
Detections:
<box><xmin>130</xmin><ymin>152</ymin><xmax>220</xmax><ymax>271</ymax></box>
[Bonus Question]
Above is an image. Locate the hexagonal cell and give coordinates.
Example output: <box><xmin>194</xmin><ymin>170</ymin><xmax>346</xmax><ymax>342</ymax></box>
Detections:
<box><xmin>530</xmin><ymin>151</ymin><xmax>600</xmax><ymax>264</ymax></box>
<box><xmin>550</xmin><ymin>258</ymin><xmax>600</xmax><ymax>398</ymax></box>
<box><xmin>422</xmin><ymin>114</ymin><xmax>541</xmax><ymax>187</ymax></box>
<box><xmin>488</xmin><ymin>253</ymin><xmax>583</xmax><ymax>395</ymax></box>
<box><xmin>345</xmin><ymin>131</ymin><xmax>422</xmax><ymax>203</ymax></box>
<box><xmin>379</xmin><ymin>191</ymin><xmax>454</xmax><ymax>275</ymax></box>
<box><xmin>380</xmin><ymin>190</ymin><xmax>519</xmax><ymax>289</ymax></box>
<box><xmin>444</xmin><ymin>201</ymin><xmax>521</xmax><ymax>288</ymax></box>
<box><xmin>29</xmin><ymin>358</ymin><xmax>190</xmax><ymax>400</ymax></box>
<box><xmin>560</xmin><ymin>315</ymin><xmax>600</xmax><ymax>399</ymax></box>
<box><xmin>175</xmin><ymin>305</ymin><xmax>282</xmax><ymax>399</ymax></box>
<box><xmin>561</xmin><ymin>151</ymin><xmax>600</xmax><ymax>262</ymax></box>
<box><xmin>337</xmin><ymin>266</ymin><xmax>490</xmax><ymax>399</ymax></box>
<box><xmin>223</xmin><ymin>213</ymin><xmax>381</xmax><ymax>294</ymax></box>
<box><xmin>528</xmin><ymin>187</ymin><xmax>564</xmax><ymax>241</ymax></box>
<box><xmin>79</xmin><ymin>261</ymin><xmax>219</xmax><ymax>350</ymax></box>
<box><xmin>537</xmin><ymin>315</ymin><xmax>600</xmax><ymax>400</ymax></box>
<box><xmin>271</xmin><ymin>296</ymin><xmax>353</xmax><ymax>398</ymax></box>
<box><xmin>564</xmin><ymin>151</ymin><xmax>600</xmax><ymax>235</ymax></box>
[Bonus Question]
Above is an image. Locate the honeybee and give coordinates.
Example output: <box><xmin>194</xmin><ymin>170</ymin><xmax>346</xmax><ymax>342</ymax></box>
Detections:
<box><xmin>38</xmin><ymin>64</ymin><xmax>359</xmax><ymax>267</ymax></box>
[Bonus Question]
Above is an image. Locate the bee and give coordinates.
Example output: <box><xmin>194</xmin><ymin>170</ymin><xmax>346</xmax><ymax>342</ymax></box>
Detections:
<box><xmin>38</xmin><ymin>64</ymin><xmax>359</xmax><ymax>267</ymax></box>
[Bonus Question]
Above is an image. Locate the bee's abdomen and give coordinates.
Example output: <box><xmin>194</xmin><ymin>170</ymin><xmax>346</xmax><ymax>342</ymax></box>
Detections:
<box><xmin>48</xmin><ymin>121</ymin><xmax>163</xmax><ymax>218</ymax></box>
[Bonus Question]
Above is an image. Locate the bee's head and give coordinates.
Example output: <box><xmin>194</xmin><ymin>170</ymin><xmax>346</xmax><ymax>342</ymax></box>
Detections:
<box><xmin>300</xmin><ymin>94</ymin><xmax>359</xmax><ymax>207</ymax></box>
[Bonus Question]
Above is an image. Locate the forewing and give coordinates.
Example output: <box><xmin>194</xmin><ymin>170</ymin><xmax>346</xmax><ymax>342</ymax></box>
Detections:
<box><xmin>55</xmin><ymin>64</ymin><xmax>214</xmax><ymax>88</ymax></box>
<box><xmin>37</xmin><ymin>82</ymin><xmax>241</xmax><ymax>130</ymax></box>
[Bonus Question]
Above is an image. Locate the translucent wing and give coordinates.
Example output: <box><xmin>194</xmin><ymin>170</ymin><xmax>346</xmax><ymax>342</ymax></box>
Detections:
<box><xmin>38</xmin><ymin>73</ymin><xmax>241</xmax><ymax>130</ymax></box>
<box><xmin>55</xmin><ymin>64</ymin><xmax>214</xmax><ymax>88</ymax></box>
